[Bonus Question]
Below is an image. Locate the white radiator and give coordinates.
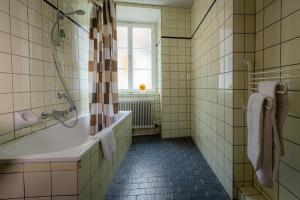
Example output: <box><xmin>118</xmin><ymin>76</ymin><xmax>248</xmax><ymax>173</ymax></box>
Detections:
<box><xmin>119</xmin><ymin>97</ymin><xmax>155</xmax><ymax>129</ymax></box>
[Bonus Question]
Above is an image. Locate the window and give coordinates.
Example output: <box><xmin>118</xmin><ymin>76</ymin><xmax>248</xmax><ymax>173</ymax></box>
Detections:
<box><xmin>117</xmin><ymin>23</ymin><xmax>155</xmax><ymax>91</ymax></box>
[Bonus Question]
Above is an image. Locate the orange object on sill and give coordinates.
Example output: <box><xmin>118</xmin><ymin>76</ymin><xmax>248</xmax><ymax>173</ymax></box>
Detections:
<box><xmin>139</xmin><ymin>84</ymin><xmax>146</xmax><ymax>92</ymax></box>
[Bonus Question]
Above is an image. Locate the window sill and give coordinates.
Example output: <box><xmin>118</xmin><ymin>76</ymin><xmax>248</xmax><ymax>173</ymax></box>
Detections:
<box><xmin>118</xmin><ymin>90</ymin><xmax>159</xmax><ymax>95</ymax></box>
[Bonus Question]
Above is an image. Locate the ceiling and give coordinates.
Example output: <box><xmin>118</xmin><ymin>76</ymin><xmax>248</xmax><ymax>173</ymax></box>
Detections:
<box><xmin>117</xmin><ymin>6</ymin><xmax>160</xmax><ymax>23</ymax></box>
<box><xmin>115</xmin><ymin>0</ymin><xmax>194</xmax><ymax>8</ymax></box>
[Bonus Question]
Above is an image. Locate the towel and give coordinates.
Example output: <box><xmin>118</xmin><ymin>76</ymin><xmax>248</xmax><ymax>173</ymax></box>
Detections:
<box><xmin>99</xmin><ymin>127</ymin><xmax>116</xmax><ymax>160</ymax></box>
<box><xmin>257</xmin><ymin>81</ymin><xmax>288</xmax><ymax>187</ymax></box>
<box><xmin>275</xmin><ymin>85</ymin><xmax>289</xmax><ymax>156</ymax></box>
<box><xmin>247</xmin><ymin>93</ymin><xmax>269</xmax><ymax>170</ymax></box>
<box><xmin>256</xmin><ymin>108</ymin><xmax>275</xmax><ymax>187</ymax></box>
<box><xmin>270</xmin><ymin>82</ymin><xmax>288</xmax><ymax>182</ymax></box>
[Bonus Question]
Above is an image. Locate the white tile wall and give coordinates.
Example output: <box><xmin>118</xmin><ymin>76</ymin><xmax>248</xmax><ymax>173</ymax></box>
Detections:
<box><xmin>0</xmin><ymin>0</ymin><xmax>89</xmax><ymax>144</ymax></box>
<box><xmin>161</xmin><ymin>38</ymin><xmax>191</xmax><ymax>138</ymax></box>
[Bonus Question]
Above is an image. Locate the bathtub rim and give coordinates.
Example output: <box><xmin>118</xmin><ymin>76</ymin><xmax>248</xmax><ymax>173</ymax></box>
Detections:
<box><xmin>0</xmin><ymin>111</ymin><xmax>132</xmax><ymax>163</ymax></box>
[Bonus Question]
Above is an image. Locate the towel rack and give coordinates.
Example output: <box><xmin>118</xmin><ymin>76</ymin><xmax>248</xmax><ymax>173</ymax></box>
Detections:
<box><xmin>242</xmin><ymin>59</ymin><xmax>290</xmax><ymax>95</ymax></box>
<box><xmin>241</xmin><ymin>59</ymin><xmax>290</xmax><ymax>111</ymax></box>
<box><xmin>248</xmin><ymin>82</ymin><xmax>288</xmax><ymax>94</ymax></box>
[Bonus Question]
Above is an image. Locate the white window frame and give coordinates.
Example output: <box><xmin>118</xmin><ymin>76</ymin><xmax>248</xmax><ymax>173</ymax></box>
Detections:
<box><xmin>117</xmin><ymin>22</ymin><xmax>157</xmax><ymax>93</ymax></box>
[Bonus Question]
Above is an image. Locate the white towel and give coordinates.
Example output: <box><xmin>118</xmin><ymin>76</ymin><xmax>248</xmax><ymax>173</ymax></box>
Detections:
<box><xmin>99</xmin><ymin>127</ymin><xmax>116</xmax><ymax>160</ymax></box>
<box><xmin>247</xmin><ymin>93</ymin><xmax>269</xmax><ymax>170</ymax></box>
<box><xmin>257</xmin><ymin>81</ymin><xmax>285</xmax><ymax>187</ymax></box>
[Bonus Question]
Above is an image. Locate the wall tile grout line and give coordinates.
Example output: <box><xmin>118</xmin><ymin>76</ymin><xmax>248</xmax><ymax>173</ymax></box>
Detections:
<box><xmin>191</xmin><ymin>0</ymin><xmax>217</xmax><ymax>39</ymax></box>
<box><xmin>278</xmin><ymin>182</ymin><xmax>300</xmax><ymax>200</ymax></box>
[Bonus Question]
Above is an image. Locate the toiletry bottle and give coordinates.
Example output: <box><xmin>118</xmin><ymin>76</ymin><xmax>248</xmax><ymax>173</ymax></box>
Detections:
<box><xmin>59</xmin><ymin>21</ymin><xmax>66</xmax><ymax>44</ymax></box>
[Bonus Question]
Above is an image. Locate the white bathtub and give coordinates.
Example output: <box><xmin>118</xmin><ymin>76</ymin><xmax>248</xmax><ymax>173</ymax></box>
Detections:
<box><xmin>0</xmin><ymin>111</ymin><xmax>131</xmax><ymax>163</ymax></box>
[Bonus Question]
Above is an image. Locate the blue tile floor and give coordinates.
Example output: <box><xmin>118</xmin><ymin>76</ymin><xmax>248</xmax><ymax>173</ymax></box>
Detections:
<box><xmin>105</xmin><ymin>135</ymin><xmax>231</xmax><ymax>200</ymax></box>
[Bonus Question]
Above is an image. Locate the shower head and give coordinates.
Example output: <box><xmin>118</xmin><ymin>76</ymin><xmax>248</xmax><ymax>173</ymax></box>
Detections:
<box><xmin>51</xmin><ymin>9</ymin><xmax>86</xmax><ymax>45</ymax></box>
<box><xmin>59</xmin><ymin>10</ymin><xmax>85</xmax><ymax>19</ymax></box>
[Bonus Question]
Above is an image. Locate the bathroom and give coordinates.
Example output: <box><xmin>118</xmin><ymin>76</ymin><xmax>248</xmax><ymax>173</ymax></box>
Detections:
<box><xmin>0</xmin><ymin>0</ymin><xmax>299</xmax><ymax>199</ymax></box>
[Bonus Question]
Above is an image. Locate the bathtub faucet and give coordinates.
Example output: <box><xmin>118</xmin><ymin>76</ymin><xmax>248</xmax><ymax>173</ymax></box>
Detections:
<box><xmin>41</xmin><ymin>110</ymin><xmax>69</xmax><ymax>120</ymax></box>
<box><xmin>57</xmin><ymin>92</ymin><xmax>77</xmax><ymax>112</ymax></box>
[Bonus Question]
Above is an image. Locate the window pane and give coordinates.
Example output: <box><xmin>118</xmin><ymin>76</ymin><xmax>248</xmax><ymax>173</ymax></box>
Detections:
<box><xmin>132</xmin><ymin>27</ymin><xmax>151</xmax><ymax>49</ymax></box>
<box><xmin>118</xmin><ymin>48</ymin><xmax>128</xmax><ymax>68</ymax></box>
<box><xmin>133</xmin><ymin>69</ymin><xmax>152</xmax><ymax>90</ymax></box>
<box><xmin>117</xmin><ymin>26</ymin><xmax>128</xmax><ymax>48</ymax></box>
<box><xmin>118</xmin><ymin>69</ymin><xmax>129</xmax><ymax>89</ymax></box>
<box><xmin>117</xmin><ymin>25</ymin><xmax>153</xmax><ymax>91</ymax></box>
<box><xmin>117</xmin><ymin>26</ymin><xmax>129</xmax><ymax>89</ymax></box>
<box><xmin>133</xmin><ymin>49</ymin><xmax>151</xmax><ymax>69</ymax></box>
<box><xmin>132</xmin><ymin>27</ymin><xmax>152</xmax><ymax>90</ymax></box>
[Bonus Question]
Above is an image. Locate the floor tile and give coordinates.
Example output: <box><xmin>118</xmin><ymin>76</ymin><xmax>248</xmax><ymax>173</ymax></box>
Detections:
<box><xmin>105</xmin><ymin>135</ymin><xmax>230</xmax><ymax>200</ymax></box>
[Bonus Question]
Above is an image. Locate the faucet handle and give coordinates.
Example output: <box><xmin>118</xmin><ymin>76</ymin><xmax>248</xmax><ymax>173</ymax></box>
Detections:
<box><xmin>69</xmin><ymin>105</ymin><xmax>77</xmax><ymax>112</ymax></box>
<box><xmin>57</xmin><ymin>92</ymin><xmax>65</xmax><ymax>99</ymax></box>
<box><xmin>41</xmin><ymin>112</ymin><xmax>49</xmax><ymax>120</ymax></box>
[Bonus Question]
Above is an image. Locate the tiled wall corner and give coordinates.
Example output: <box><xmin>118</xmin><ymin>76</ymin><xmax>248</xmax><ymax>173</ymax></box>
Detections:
<box><xmin>232</xmin><ymin>0</ymin><xmax>255</xmax><ymax>199</ymax></box>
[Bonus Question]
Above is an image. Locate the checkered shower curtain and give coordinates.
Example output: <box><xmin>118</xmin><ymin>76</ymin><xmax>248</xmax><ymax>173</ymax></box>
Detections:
<box><xmin>88</xmin><ymin>0</ymin><xmax>118</xmax><ymax>135</ymax></box>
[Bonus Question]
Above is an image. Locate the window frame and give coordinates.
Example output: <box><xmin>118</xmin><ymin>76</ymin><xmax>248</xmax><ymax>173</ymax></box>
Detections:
<box><xmin>117</xmin><ymin>22</ymin><xmax>157</xmax><ymax>93</ymax></box>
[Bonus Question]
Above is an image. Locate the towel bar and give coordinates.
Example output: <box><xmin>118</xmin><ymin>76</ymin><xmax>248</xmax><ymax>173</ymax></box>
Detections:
<box><xmin>242</xmin><ymin>59</ymin><xmax>289</xmax><ymax>95</ymax></box>
<box><xmin>243</xmin><ymin>97</ymin><xmax>272</xmax><ymax>111</ymax></box>
<box><xmin>248</xmin><ymin>67</ymin><xmax>298</xmax><ymax>75</ymax></box>
<box><xmin>241</xmin><ymin>59</ymin><xmax>290</xmax><ymax>111</ymax></box>
<box><xmin>249</xmin><ymin>82</ymin><xmax>287</xmax><ymax>94</ymax></box>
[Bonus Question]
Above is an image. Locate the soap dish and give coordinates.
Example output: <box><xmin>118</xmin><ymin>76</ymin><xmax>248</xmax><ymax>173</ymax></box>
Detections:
<box><xmin>14</xmin><ymin>110</ymin><xmax>40</xmax><ymax>130</ymax></box>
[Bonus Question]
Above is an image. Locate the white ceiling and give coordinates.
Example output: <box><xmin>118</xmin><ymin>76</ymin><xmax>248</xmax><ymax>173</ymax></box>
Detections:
<box><xmin>115</xmin><ymin>0</ymin><xmax>194</xmax><ymax>8</ymax></box>
<box><xmin>117</xmin><ymin>6</ymin><xmax>160</xmax><ymax>23</ymax></box>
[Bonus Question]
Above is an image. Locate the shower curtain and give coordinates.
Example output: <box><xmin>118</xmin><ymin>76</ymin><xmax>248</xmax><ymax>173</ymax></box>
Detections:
<box><xmin>89</xmin><ymin>0</ymin><xmax>118</xmax><ymax>135</ymax></box>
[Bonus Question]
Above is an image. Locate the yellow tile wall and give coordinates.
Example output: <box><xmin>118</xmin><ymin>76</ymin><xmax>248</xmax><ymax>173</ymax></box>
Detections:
<box><xmin>191</xmin><ymin>0</ymin><xmax>256</xmax><ymax>198</ymax></box>
<box><xmin>0</xmin><ymin>0</ymin><xmax>90</xmax><ymax>144</ymax></box>
<box><xmin>253</xmin><ymin>0</ymin><xmax>300</xmax><ymax>199</ymax></box>
<box><xmin>191</xmin><ymin>0</ymin><xmax>236</xmax><ymax>198</ymax></box>
<box><xmin>161</xmin><ymin>7</ymin><xmax>191</xmax><ymax>37</ymax></box>
<box><xmin>160</xmin><ymin>38</ymin><xmax>191</xmax><ymax>138</ymax></box>
<box><xmin>191</xmin><ymin>0</ymin><xmax>215</xmax><ymax>34</ymax></box>
<box><xmin>160</xmin><ymin>7</ymin><xmax>192</xmax><ymax>138</ymax></box>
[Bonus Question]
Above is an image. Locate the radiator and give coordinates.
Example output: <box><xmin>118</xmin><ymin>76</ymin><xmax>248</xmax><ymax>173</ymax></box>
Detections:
<box><xmin>119</xmin><ymin>97</ymin><xmax>155</xmax><ymax>129</ymax></box>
